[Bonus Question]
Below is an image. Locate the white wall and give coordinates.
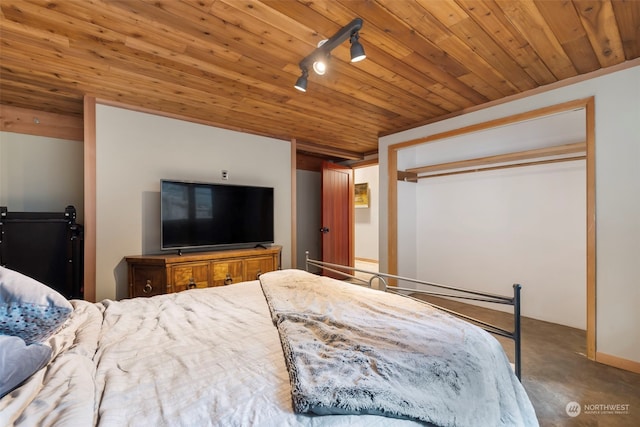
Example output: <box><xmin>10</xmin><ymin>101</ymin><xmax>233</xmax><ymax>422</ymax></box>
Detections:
<box><xmin>416</xmin><ymin>161</ymin><xmax>586</xmax><ymax>329</ymax></box>
<box><xmin>354</xmin><ymin>165</ymin><xmax>379</xmax><ymax>261</ymax></box>
<box><xmin>379</xmin><ymin>65</ymin><xmax>640</xmax><ymax>363</ymax></box>
<box><xmin>0</xmin><ymin>132</ymin><xmax>84</xmax><ymax>221</ymax></box>
<box><xmin>95</xmin><ymin>104</ymin><xmax>292</xmax><ymax>301</ymax></box>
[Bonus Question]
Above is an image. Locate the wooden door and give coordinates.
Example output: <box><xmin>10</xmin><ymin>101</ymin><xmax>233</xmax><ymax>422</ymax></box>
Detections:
<box><xmin>321</xmin><ymin>161</ymin><xmax>354</xmax><ymax>278</ymax></box>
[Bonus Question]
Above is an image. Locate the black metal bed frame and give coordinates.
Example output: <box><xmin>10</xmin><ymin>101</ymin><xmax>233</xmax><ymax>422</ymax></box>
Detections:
<box><xmin>305</xmin><ymin>252</ymin><xmax>523</xmax><ymax>380</ymax></box>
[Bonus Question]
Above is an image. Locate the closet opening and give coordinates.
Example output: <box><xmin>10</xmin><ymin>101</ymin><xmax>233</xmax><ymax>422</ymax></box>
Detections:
<box><xmin>388</xmin><ymin>98</ymin><xmax>595</xmax><ymax>360</ymax></box>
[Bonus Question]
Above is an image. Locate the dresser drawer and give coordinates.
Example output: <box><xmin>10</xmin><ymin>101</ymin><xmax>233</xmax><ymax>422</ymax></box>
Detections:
<box><xmin>244</xmin><ymin>256</ymin><xmax>276</xmax><ymax>280</ymax></box>
<box><xmin>172</xmin><ymin>262</ymin><xmax>210</xmax><ymax>292</ymax></box>
<box><xmin>130</xmin><ymin>266</ymin><xmax>166</xmax><ymax>298</ymax></box>
<box><xmin>212</xmin><ymin>260</ymin><xmax>243</xmax><ymax>286</ymax></box>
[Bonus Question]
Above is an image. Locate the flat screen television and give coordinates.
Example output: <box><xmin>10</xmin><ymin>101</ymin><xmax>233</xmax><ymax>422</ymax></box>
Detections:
<box><xmin>160</xmin><ymin>179</ymin><xmax>274</xmax><ymax>251</ymax></box>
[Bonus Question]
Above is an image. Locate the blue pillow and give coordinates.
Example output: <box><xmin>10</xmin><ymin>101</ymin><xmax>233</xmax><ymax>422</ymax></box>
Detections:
<box><xmin>0</xmin><ymin>267</ymin><xmax>73</xmax><ymax>345</ymax></box>
<box><xmin>0</xmin><ymin>335</ymin><xmax>52</xmax><ymax>397</ymax></box>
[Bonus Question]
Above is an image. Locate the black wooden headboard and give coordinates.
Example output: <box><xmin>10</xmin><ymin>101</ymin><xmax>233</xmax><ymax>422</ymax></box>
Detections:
<box><xmin>0</xmin><ymin>206</ymin><xmax>83</xmax><ymax>299</ymax></box>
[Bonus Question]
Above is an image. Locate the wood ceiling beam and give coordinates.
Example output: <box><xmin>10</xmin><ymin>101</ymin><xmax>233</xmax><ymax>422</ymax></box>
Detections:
<box><xmin>296</xmin><ymin>140</ymin><xmax>364</xmax><ymax>161</ymax></box>
<box><xmin>0</xmin><ymin>104</ymin><xmax>83</xmax><ymax>141</ymax></box>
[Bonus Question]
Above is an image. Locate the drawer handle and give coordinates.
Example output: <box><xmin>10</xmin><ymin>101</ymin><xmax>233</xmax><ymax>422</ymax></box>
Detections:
<box><xmin>143</xmin><ymin>280</ymin><xmax>153</xmax><ymax>294</ymax></box>
<box><xmin>255</xmin><ymin>269</ymin><xmax>263</xmax><ymax>279</ymax></box>
<box><xmin>188</xmin><ymin>277</ymin><xmax>196</xmax><ymax>289</ymax></box>
<box><xmin>224</xmin><ymin>273</ymin><xmax>233</xmax><ymax>286</ymax></box>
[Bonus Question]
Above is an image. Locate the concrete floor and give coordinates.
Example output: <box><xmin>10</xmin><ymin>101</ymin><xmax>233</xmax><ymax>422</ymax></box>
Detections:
<box><xmin>411</xmin><ymin>294</ymin><xmax>640</xmax><ymax>427</ymax></box>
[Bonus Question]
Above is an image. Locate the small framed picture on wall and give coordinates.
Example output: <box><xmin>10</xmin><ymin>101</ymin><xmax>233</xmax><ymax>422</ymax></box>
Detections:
<box><xmin>354</xmin><ymin>183</ymin><xmax>369</xmax><ymax>208</ymax></box>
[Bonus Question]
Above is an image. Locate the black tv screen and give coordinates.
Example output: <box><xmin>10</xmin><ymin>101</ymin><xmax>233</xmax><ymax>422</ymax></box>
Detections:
<box><xmin>161</xmin><ymin>180</ymin><xmax>274</xmax><ymax>251</ymax></box>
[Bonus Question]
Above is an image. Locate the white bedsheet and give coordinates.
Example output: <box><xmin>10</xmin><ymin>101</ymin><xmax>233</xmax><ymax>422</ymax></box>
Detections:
<box><xmin>2</xmin><ymin>280</ymin><xmax>423</xmax><ymax>427</ymax></box>
<box><xmin>0</xmin><ymin>300</ymin><xmax>101</xmax><ymax>426</ymax></box>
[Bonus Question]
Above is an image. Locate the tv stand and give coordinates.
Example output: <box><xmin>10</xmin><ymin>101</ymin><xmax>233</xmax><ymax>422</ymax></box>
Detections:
<box><xmin>126</xmin><ymin>245</ymin><xmax>281</xmax><ymax>298</ymax></box>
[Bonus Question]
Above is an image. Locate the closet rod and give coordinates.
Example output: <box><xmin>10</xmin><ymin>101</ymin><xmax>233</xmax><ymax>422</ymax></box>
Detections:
<box><xmin>418</xmin><ymin>155</ymin><xmax>586</xmax><ymax>180</ymax></box>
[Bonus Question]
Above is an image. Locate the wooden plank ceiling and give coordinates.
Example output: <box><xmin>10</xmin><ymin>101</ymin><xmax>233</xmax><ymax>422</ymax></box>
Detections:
<box><xmin>1</xmin><ymin>0</ymin><xmax>638</xmax><ymax>160</ymax></box>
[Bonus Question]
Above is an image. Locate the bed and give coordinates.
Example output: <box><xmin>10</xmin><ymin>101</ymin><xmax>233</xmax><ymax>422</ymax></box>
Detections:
<box><xmin>0</xmin><ymin>262</ymin><xmax>538</xmax><ymax>426</ymax></box>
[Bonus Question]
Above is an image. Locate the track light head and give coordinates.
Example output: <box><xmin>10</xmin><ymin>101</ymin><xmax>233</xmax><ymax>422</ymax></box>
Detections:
<box><xmin>313</xmin><ymin>59</ymin><xmax>327</xmax><ymax>75</ymax></box>
<box><xmin>294</xmin><ymin>68</ymin><xmax>308</xmax><ymax>92</ymax></box>
<box><xmin>313</xmin><ymin>40</ymin><xmax>329</xmax><ymax>75</ymax></box>
<box><xmin>295</xmin><ymin>18</ymin><xmax>365</xmax><ymax>92</ymax></box>
<box><xmin>350</xmin><ymin>32</ymin><xmax>366</xmax><ymax>62</ymax></box>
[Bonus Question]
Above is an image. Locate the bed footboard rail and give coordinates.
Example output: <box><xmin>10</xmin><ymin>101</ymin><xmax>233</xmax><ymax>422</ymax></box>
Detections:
<box><xmin>304</xmin><ymin>252</ymin><xmax>523</xmax><ymax>380</ymax></box>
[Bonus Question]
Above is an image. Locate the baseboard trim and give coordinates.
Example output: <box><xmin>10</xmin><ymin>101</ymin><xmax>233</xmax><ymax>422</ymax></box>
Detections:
<box><xmin>596</xmin><ymin>351</ymin><xmax>640</xmax><ymax>374</ymax></box>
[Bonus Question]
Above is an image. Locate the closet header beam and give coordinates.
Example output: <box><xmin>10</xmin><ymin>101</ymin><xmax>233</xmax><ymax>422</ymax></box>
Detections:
<box><xmin>417</xmin><ymin>155</ymin><xmax>586</xmax><ymax>180</ymax></box>
<box><xmin>406</xmin><ymin>142</ymin><xmax>586</xmax><ymax>175</ymax></box>
<box><xmin>397</xmin><ymin>171</ymin><xmax>418</xmax><ymax>182</ymax></box>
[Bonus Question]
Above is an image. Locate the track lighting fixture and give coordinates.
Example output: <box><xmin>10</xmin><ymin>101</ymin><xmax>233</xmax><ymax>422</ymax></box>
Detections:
<box><xmin>312</xmin><ymin>40</ymin><xmax>329</xmax><ymax>75</ymax></box>
<box><xmin>294</xmin><ymin>18</ymin><xmax>366</xmax><ymax>92</ymax></box>
<box><xmin>294</xmin><ymin>68</ymin><xmax>308</xmax><ymax>92</ymax></box>
<box><xmin>350</xmin><ymin>33</ymin><xmax>366</xmax><ymax>63</ymax></box>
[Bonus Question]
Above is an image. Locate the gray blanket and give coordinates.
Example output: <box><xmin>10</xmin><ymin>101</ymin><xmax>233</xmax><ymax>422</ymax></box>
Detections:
<box><xmin>259</xmin><ymin>269</ymin><xmax>538</xmax><ymax>427</ymax></box>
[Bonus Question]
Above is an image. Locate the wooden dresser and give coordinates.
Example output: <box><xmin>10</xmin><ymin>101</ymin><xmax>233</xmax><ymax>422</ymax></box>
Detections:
<box><xmin>125</xmin><ymin>245</ymin><xmax>281</xmax><ymax>298</ymax></box>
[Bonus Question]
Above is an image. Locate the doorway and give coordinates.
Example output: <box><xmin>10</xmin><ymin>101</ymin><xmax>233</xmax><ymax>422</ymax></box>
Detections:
<box><xmin>354</xmin><ymin>163</ymin><xmax>380</xmax><ymax>279</ymax></box>
<box><xmin>295</xmin><ymin>160</ymin><xmax>380</xmax><ymax>279</ymax></box>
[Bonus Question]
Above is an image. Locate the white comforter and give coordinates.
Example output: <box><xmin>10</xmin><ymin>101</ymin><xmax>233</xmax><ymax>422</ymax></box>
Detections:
<box><xmin>1</xmin><ymin>279</ymin><xmax>424</xmax><ymax>426</ymax></box>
